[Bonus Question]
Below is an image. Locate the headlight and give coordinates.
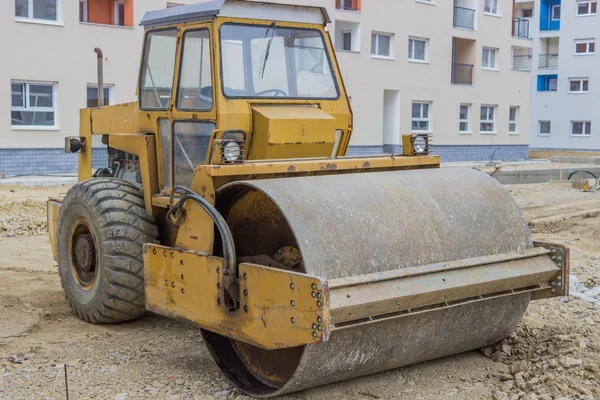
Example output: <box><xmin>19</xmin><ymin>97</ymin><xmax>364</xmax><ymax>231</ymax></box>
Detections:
<box><xmin>413</xmin><ymin>136</ymin><xmax>427</xmax><ymax>154</ymax></box>
<box><xmin>223</xmin><ymin>141</ymin><xmax>242</xmax><ymax>162</ymax></box>
<box><xmin>402</xmin><ymin>134</ymin><xmax>430</xmax><ymax>156</ymax></box>
<box><xmin>219</xmin><ymin>131</ymin><xmax>246</xmax><ymax>163</ymax></box>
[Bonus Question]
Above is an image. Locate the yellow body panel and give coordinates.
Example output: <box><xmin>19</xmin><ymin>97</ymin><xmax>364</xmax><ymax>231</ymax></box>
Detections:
<box><xmin>249</xmin><ymin>106</ymin><xmax>337</xmax><ymax>160</ymax></box>
<box><xmin>143</xmin><ymin>244</ymin><xmax>327</xmax><ymax>349</ymax></box>
<box><xmin>47</xmin><ymin>200</ymin><xmax>62</xmax><ymax>261</ymax></box>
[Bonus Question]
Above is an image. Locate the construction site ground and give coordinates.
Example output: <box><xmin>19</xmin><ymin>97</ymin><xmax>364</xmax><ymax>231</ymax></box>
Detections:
<box><xmin>0</xmin><ymin>172</ymin><xmax>599</xmax><ymax>400</ymax></box>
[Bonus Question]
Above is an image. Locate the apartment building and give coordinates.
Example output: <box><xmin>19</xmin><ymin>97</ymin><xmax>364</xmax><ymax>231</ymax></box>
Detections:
<box><xmin>2</xmin><ymin>0</ymin><xmax>533</xmax><ymax>176</ymax></box>
<box><xmin>529</xmin><ymin>0</ymin><xmax>600</xmax><ymax>154</ymax></box>
<box><xmin>2</xmin><ymin>0</ymin><xmax>198</xmax><ymax>176</ymax></box>
<box><xmin>324</xmin><ymin>0</ymin><xmax>534</xmax><ymax>160</ymax></box>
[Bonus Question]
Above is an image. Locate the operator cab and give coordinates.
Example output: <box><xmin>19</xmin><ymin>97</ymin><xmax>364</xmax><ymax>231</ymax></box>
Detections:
<box><xmin>138</xmin><ymin>0</ymin><xmax>351</xmax><ymax>190</ymax></box>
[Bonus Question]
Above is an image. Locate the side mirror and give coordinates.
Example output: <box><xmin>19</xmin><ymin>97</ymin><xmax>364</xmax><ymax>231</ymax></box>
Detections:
<box><xmin>65</xmin><ymin>137</ymin><xmax>86</xmax><ymax>153</ymax></box>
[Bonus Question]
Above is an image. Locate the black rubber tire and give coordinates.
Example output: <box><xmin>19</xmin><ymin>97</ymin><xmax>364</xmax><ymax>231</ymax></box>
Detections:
<box><xmin>57</xmin><ymin>178</ymin><xmax>158</xmax><ymax>323</ymax></box>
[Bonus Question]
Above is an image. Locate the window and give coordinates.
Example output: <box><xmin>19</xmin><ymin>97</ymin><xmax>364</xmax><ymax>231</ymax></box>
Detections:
<box><xmin>86</xmin><ymin>86</ymin><xmax>111</xmax><ymax>108</ymax></box>
<box><xmin>572</xmin><ymin>121</ymin><xmax>592</xmax><ymax>136</ymax></box>
<box><xmin>342</xmin><ymin>31</ymin><xmax>352</xmax><ymax>51</ymax></box>
<box><xmin>459</xmin><ymin>104</ymin><xmax>470</xmax><ymax>133</ymax></box>
<box><xmin>482</xmin><ymin>47</ymin><xmax>498</xmax><ymax>69</ymax></box>
<box><xmin>552</xmin><ymin>5</ymin><xmax>561</xmax><ymax>20</ymax></box>
<box><xmin>15</xmin><ymin>0</ymin><xmax>58</xmax><ymax>22</ymax></box>
<box><xmin>484</xmin><ymin>0</ymin><xmax>498</xmax><ymax>14</ymax></box>
<box><xmin>371</xmin><ymin>33</ymin><xmax>392</xmax><ymax>58</ymax></box>
<box><xmin>174</xmin><ymin>121</ymin><xmax>216</xmax><ymax>187</ymax></box>
<box><xmin>335</xmin><ymin>21</ymin><xmax>360</xmax><ymax>52</ymax></box>
<box><xmin>11</xmin><ymin>81</ymin><xmax>57</xmax><ymax>128</ymax></box>
<box><xmin>522</xmin><ymin>9</ymin><xmax>533</xmax><ymax>18</ymax></box>
<box><xmin>509</xmin><ymin>106</ymin><xmax>519</xmax><ymax>134</ymax></box>
<box><xmin>539</xmin><ymin>121</ymin><xmax>551</xmax><ymax>135</ymax></box>
<box><xmin>114</xmin><ymin>0</ymin><xmax>125</xmax><ymax>26</ymax></box>
<box><xmin>411</xmin><ymin>102</ymin><xmax>431</xmax><ymax>132</ymax></box>
<box><xmin>177</xmin><ymin>29</ymin><xmax>213</xmax><ymax>110</ymax></box>
<box><xmin>575</xmin><ymin>40</ymin><xmax>596</xmax><ymax>54</ymax></box>
<box><xmin>569</xmin><ymin>78</ymin><xmax>589</xmax><ymax>93</ymax></box>
<box><xmin>140</xmin><ymin>29</ymin><xmax>178</xmax><ymax>110</ymax></box>
<box><xmin>537</xmin><ymin>75</ymin><xmax>558</xmax><ymax>91</ymax></box>
<box><xmin>577</xmin><ymin>1</ymin><xmax>598</xmax><ymax>16</ymax></box>
<box><xmin>79</xmin><ymin>0</ymin><xmax>87</xmax><ymax>22</ymax></box>
<box><xmin>480</xmin><ymin>105</ymin><xmax>496</xmax><ymax>133</ymax></box>
<box><xmin>220</xmin><ymin>24</ymin><xmax>338</xmax><ymax>99</ymax></box>
<box><xmin>408</xmin><ymin>38</ymin><xmax>428</xmax><ymax>62</ymax></box>
<box><xmin>336</xmin><ymin>0</ymin><xmax>360</xmax><ymax>12</ymax></box>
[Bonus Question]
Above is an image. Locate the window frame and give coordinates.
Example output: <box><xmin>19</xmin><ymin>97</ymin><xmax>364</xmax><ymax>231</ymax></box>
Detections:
<box><xmin>411</xmin><ymin>101</ymin><xmax>432</xmax><ymax>133</ymax></box>
<box><xmin>371</xmin><ymin>32</ymin><xmax>393</xmax><ymax>59</ymax></box>
<box><xmin>86</xmin><ymin>84</ymin><xmax>114</xmax><ymax>108</ymax></box>
<box><xmin>576</xmin><ymin>1</ymin><xmax>597</xmax><ymax>16</ymax></box>
<box><xmin>138</xmin><ymin>27</ymin><xmax>179</xmax><ymax>111</ymax></box>
<box><xmin>480</xmin><ymin>105</ymin><xmax>496</xmax><ymax>134</ymax></box>
<box><xmin>341</xmin><ymin>30</ymin><xmax>352</xmax><ymax>51</ymax></box>
<box><xmin>568</xmin><ymin>78</ymin><xmax>590</xmax><ymax>93</ymax></box>
<box><xmin>408</xmin><ymin>37</ymin><xmax>428</xmax><ymax>62</ymax></box>
<box><xmin>459</xmin><ymin>104</ymin><xmax>470</xmax><ymax>134</ymax></box>
<box><xmin>575</xmin><ymin>40</ymin><xmax>596</xmax><ymax>55</ymax></box>
<box><xmin>509</xmin><ymin>106</ymin><xmax>519</xmax><ymax>134</ymax></box>
<box><xmin>11</xmin><ymin>80</ymin><xmax>58</xmax><ymax>130</ymax></box>
<box><xmin>79</xmin><ymin>0</ymin><xmax>88</xmax><ymax>22</ymax></box>
<box><xmin>175</xmin><ymin>28</ymin><xmax>214</xmax><ymax>112</ymax></box>
<box><xmin>551</xmin><ymin>4</ymin><xmax>561</xmax><ymax>20</ymax></box>
<box><xmin>484</xmin><ymin>0</ymin><xmax>499</xmax><ymax>15</ymax></box>
<box><xmin>15</xmin><ymin>0</ymin><xmax>60</xmax><ymax>24</ymax></box>
<box><xmin>482</xmin><ymin>47</ymin><xmax>499</xmax><ymax>70</ymax></box>
<box><xmin>571</xmin><ymin>121</ymin><xmax>592</xmax><ymax>136</ymax></box>
<box><xmin>539</xmin><ymin>120</ymin><xmax>551</xmax><ymax>136</ymax></box>
<box><xmin>114</xmin><ymin>0</ymin><xmax>125</xmax><ymax>26</ymax></box>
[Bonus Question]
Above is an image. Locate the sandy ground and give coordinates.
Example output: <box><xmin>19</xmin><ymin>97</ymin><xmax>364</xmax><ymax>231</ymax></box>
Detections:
<box><xmin>0</xmin><ymin>180</ymin><xmax>599</xmax><ymax>400</ymax></box>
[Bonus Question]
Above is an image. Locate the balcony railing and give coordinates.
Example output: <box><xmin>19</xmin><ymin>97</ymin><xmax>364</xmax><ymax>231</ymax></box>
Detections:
<box><xmin>512</xmin><ymin>55</ymin><xmax>533</xmax><ymax>70</ymax></box>
<box><xmin>539</xmin><ymin>54</ymin><xmax>559</xmax><ymax>69</ymax></box>
<box><xmin>453</xmin><ymin>6</ymin><xmax>476</xmax><ymax>30</ymax></box>
<box><xmin>452</xmin><ymin>63</ymin><xmax>474</xmax><ymax>85</ymax></box>
<box><xmin>512</xmin><ymin>18</ymin><xmax>530</xmax><ymax>39</ymax></box>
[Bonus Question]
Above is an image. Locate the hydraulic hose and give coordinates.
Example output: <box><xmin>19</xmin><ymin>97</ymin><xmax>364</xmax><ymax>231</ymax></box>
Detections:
<box><xmin>167</xmin><ymin>186</ymin><xmax>238</xmax><ymax>307</ymax></box>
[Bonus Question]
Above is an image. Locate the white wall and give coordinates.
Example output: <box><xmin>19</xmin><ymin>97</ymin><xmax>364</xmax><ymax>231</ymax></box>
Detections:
<box><xmin>1</xmin><ymin>0</ymin><xmax>198</xmax><ymax>149</ymax></box>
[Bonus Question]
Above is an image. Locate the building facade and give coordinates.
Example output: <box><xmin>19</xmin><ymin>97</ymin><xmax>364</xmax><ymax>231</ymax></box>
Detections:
<box><xmin>529</xmin><ymin>0</ymin><xmax>600</xmax><ymax>153</ymax></box>
<box><xmin>2</xmin><ymin>0</ymin><xmax>534</xmax><ymax>176</ymax></box>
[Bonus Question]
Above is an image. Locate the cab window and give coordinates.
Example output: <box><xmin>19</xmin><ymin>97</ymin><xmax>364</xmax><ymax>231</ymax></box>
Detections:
<box><xmin>177</xmin><ymin>29</ymin><xmax>213</xmax><ymax>111</ymax></box>
<box><xmin>173</xmin><ymin>121</ymin><xmax>215</xmax><ymax>187</ymax></box>
<box><xmin>139</xmin><ymin>29</ymin><xmax>178</xmax><ymax>110</ymax></box>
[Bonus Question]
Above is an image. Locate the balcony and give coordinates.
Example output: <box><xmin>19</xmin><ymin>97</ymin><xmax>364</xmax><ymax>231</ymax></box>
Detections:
<box><xmin>512</xmin><ymin>18</ymin><xmax>530</xmax><ymax>39</ymax></box>
<box><xmin>452</xmin><ymin>63</ymin><xmax>474</xmax><ymax>85</ymax></box>
<box><xmin>453</xmin><ymin>6</ymin><xmax>475</xmax><ymax>30</ymax></box>
<box><xmin>539</xmin><ymin>54</ymin><xmax>559</xmax><ymax>69</ymax></box>
<box><xmin>513</xmin><ymin>55</ymin><xmax>532</xmax><ymax>71</ymax></box>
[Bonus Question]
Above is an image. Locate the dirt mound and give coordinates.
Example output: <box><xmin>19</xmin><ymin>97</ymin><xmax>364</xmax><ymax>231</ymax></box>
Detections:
<box><xmin>0</xmin><ymin>200</ymin><xmax>47</xmax><ymax>238</ymax></box>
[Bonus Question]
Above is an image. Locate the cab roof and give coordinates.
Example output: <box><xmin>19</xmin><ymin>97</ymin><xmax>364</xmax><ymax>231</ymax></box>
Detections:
<box><xmin>140</xmin><ymin>0</ymin><xmax>330</xmax><ymax>29</ymax></box>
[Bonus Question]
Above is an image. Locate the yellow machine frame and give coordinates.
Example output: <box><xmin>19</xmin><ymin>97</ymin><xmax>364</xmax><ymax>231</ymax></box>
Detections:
<box><xmin>48</xmin><ymin>6</ymin><xmax>568</xmax><ymax>354</ymax></box>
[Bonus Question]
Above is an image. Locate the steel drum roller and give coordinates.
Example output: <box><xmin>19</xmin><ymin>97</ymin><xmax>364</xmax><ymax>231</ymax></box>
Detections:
<box><xmin>202</xmin><ymin>168</ymin><xmax>533</xmax><ymax>397</ymax></box>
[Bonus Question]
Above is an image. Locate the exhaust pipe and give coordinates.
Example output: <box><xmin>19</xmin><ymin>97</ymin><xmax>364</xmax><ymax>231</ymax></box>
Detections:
<box><xmin>94</xmin><ymin>48</ymin><xmax>104</xmax><ymax>107</ymax></box>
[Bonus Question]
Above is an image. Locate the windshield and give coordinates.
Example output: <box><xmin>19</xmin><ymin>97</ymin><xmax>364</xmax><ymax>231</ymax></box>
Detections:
<box><xmin>220</xmin><ymin>23</ymin><xmax>339</xmax><ymax>99</ymax></box>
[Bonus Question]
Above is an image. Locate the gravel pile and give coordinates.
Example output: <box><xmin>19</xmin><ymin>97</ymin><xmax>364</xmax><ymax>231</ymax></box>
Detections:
<box><xmin>0</xmin><ymin>200</ymin><xmax>47</xmax><ymax>238</ymax></box>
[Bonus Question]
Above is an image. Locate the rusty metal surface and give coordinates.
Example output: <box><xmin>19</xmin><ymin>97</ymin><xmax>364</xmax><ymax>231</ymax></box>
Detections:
<box><xmin>143</xmin><ymin>244</ymin><xmax>327</xmax><ymax>350</ymax></box>
<box><xmin>330</xmin><ymin>252</ymin><xmax>559</xmax><ymax>324</ymax></box>
<box><xmin>206</xmin><ymin>168</ymin><xmax>537</xmax><ymax>397</ymax></box>
<box><xmin>532</xmin><ymin>240</ymin><xmax>570</xmax><ymax>299</ymax></box>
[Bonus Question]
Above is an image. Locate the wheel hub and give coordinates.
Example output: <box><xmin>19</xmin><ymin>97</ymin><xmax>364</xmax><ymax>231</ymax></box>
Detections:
<box><xmin>75</xmin><ymin>234</ymin><xmax>94</xmax><ymax>273</ymax></box>
<box><xmin>69</xmin><ymin>220</ymin><xmax>98</xmax><ymax>289</ymax></box>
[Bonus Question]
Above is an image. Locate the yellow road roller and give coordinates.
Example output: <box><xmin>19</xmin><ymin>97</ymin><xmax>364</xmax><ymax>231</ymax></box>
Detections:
<box><xmin>47</xmin><ymin>0</ymin><xmax>570</xmax><ymax>396</ymax></box>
